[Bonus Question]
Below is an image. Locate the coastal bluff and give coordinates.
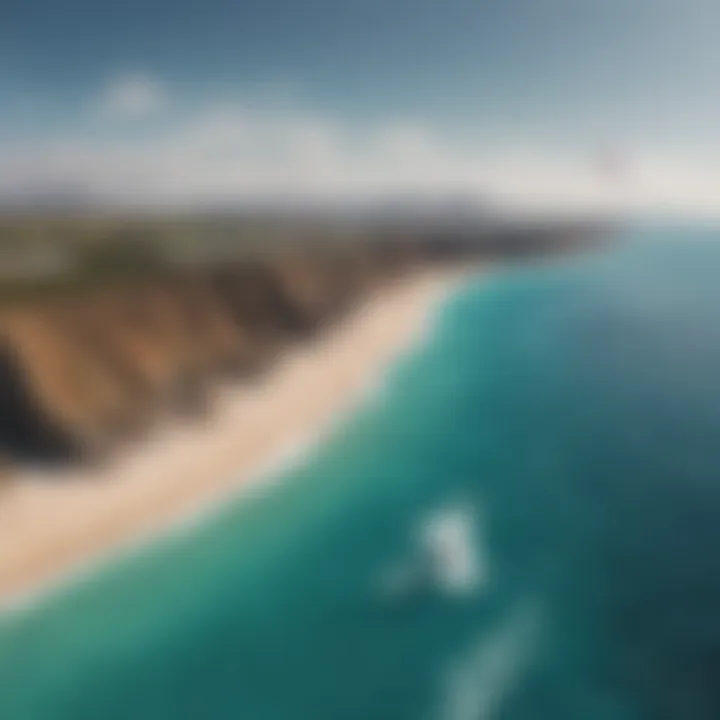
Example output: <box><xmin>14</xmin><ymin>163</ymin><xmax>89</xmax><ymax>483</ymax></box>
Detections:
<box><xmin>0</xmin><ymin>227</ymin><xmax>596</xmax><ymax>468</ymax></box>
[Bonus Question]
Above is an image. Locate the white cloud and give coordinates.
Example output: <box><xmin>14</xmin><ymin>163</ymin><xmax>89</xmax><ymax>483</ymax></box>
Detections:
<box><xmin>4</xmin><ymin>93</ymin><xmax>720</xmax><ymax>218</ymax></box>
<box><xmin>96</xmin><ymin>74</ymin><xmax>167</xmax><ymax>119</ymax></box>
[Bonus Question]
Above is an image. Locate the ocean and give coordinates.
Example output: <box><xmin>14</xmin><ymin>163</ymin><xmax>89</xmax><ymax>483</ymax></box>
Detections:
<box><xmin>2</xmin><ymin>224</ymin><xmax>720</xmax><ymax>720</ymax></box>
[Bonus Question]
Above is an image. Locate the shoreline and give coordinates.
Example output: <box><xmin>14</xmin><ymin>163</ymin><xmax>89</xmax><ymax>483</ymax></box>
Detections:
<box><xmin>0</xmin><ymin>269</ymin><xmax>470</xmax><ymax>612</ymax></box>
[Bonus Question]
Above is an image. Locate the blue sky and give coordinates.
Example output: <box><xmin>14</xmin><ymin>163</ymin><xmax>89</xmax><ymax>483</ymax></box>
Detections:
<box><xmin>3</xmin><ymin>0</ymin><xmax>720</xmax><ymax>214</ymax></box>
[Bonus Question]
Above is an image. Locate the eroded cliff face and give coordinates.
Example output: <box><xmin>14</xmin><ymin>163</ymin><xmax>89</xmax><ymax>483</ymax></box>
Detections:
<box><xmin>0</xmin><ymin>217</ymin><xmax>605</xmax><ymax>469</ymax></box>
<box><xmin>0</xmin><ymin>245</ymin><xmax>434</xmax><ymax>465</ymax></box>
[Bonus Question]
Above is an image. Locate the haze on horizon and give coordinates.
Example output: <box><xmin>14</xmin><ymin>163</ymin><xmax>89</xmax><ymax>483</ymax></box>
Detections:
<box><xmin>3</xmin><ymin>0</ymin><xmax>720</xmax><ymax>218</ymax></box>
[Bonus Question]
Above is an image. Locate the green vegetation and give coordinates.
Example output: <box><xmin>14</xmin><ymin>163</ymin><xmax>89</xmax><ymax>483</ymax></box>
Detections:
<box><xmin>0</xmin><ymin>214</ymin><xmax>369</xmax><ymax>307</ymax></box>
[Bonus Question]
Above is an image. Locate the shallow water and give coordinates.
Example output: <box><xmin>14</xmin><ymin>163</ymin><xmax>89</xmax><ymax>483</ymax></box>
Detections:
<box><xmin>2</xmin><ymin>225</ymin><xmax>720</xmax><ymax>719</ymax></box>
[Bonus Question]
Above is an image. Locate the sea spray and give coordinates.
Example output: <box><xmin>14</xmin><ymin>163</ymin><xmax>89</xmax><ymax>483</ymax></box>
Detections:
<box><xmin>375</xmin><ymin>500</ymin><xmax>488</xmax><ymax>601</ymax></box>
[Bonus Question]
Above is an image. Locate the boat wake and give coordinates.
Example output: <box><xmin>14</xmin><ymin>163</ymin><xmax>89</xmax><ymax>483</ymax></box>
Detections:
<box><xmin>436</xmin><ymin>598</ymin><xmax>544</xmax><ymax>720</ymax></box>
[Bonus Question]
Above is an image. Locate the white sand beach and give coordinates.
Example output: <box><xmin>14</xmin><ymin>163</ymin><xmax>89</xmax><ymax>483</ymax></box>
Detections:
<box><xmin>0</xmin><ymin>270</ymin><xmax>466</xmax><ymax>606</ymax></box>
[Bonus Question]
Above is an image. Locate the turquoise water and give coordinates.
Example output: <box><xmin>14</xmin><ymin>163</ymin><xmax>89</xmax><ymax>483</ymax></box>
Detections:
<box><xmin>2</xmin><ymin>226</ymin><xmax>720</xmax><ymax>719</ymax></box>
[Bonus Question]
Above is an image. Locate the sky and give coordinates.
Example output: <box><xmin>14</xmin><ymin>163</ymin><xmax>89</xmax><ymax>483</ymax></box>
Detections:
<box><xmin>3</xmin><ymin>0</ymin><xmax>720</xmax><ymax>215</ymax></box>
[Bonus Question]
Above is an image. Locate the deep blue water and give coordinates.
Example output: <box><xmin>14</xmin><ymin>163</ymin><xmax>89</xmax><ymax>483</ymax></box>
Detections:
<box><xmin>2</xmin><ymin>225</ymin><xmax>720</xmax><ymax>719</ymax></box>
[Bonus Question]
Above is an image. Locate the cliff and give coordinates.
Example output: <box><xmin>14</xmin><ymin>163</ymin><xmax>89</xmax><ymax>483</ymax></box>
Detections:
<box><xmin>0</xmin><ymin>243</ymin><xmax>422</xmax><ymax>464</ymax></box>
<box><xmin>0</xmin><ymin>225</ymin><xmax>600</xmax><ymax>468</ymax></box>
